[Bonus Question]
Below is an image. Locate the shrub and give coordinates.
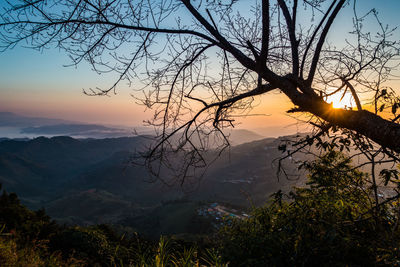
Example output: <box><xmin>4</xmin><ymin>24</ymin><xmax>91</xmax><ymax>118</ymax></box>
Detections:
<box><xmin>218</xmin><ymin>151</ymin><xmax>399</xmax><ymax>266</ymax></box>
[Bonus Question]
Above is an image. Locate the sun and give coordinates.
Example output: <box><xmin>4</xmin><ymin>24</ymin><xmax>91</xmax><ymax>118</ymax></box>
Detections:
<box><xmin>325</xmin><ymin>90</ymin><xmax>355</xmax><ymax>109</ymax></box>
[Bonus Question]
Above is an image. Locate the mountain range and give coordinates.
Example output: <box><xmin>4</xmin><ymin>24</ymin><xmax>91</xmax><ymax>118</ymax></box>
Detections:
<box><xmin>0</xmin><ymin>111</ymin><xmax>265</xmax><ymax>144</ymax></box>
<box><xmin>0</xmin><ymin>111</ymin><xmax>307</xmax><ymax>237</ymax></box>
<box><xmin>0</xmin><ymin>134</ymin><xmax>307</xmax><ymax>237</ymax></box>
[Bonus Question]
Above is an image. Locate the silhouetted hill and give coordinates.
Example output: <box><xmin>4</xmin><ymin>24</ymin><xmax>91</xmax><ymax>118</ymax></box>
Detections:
<box><xmin>0</xmin><ymin>153</ymin><xmax>51</xmax><ymax>202</ymax></box>
<box><xmin>189</xmin><ymin>137</ymin><xmax>307</xmax><ymax>206</ymax></box>
<box><xmin>0</xmin><ymin>136</ymin><xmax>151</xmax><ymax>201</ymax></box>
<box><xmin>0</xmin><ymin>135</ymin><xmax>308</xmax><ymax>234</ymax></box>
<box><xmin>21</xmin><ymin>124</ymin><xmax>133</xmax><ymax>138</ymax></box>
<box><xmin>222</xmin><ymin>129</ymin><xmax>265</xmax><ymax>145</ymax></box>
<box><xmin>0</xmin><ymin>111</ymin><xmax>267</xmax><ymax>142</ymax></box>
<box><xmin>46</xmin><ymin>189</ymin><xmax>136</xmax><ymax>225</ymax></box>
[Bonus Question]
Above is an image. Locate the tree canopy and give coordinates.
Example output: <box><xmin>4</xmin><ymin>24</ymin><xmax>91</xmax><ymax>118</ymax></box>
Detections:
<box><xmin>1</xmin><ymin>0</ymin><xmax>399</xmax><ymax>180</ymax></box>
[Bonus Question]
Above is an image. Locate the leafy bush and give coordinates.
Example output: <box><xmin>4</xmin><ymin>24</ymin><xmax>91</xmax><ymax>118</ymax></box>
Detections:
<box><xmin>0</xmin><ymin>183</ymin><xmax>226</xmax><ymax>266</ymax></box>
<box><xmin>0</xmin><ymin>184</ymin><xmax>59</xmax><ymax>244</ymax></box>
<box><xmin>51</xmin><ymin>226</ymin><xmax>111</xmax><ymax>265</ymax></box>
<box><xmin>218</xmin><ymin>151</ymin><xmax>400</xmax><ymax>266</ymax></box>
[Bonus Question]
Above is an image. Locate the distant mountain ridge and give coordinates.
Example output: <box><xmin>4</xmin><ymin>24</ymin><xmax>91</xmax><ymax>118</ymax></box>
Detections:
<box><xmin>0</xmin><ymin>112</ymin><xmax>134</xmax><ymax>138</ymax></box>
<box><xmin>0</xmin><ymin>111</ymin><xmax>266</xmax><ymax>142</ymax></box>
<box><xmin>21</xmin><ymin>124</ymin><xmax>133</xmax><ymax>138</ymax></box>
<box><xmin>223</xmin><ymin>129</ymin><xmax>265</xmax><ymax>145</ymax></box>
<box><xmin>0</xmin><ymin>135</ymin><xmax>307</xmax><ymax>232</ymax></box>
<box><xmin>0</xmin><ymin>113</ymin><xmax>310</xmax><ymax>238</ymax></box>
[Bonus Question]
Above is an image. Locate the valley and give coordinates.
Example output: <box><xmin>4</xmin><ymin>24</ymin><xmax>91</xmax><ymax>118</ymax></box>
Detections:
<box><xmin>0</xmin><ymin>134</ymin><xmax>306</xmax><ymax>238</ymax></box>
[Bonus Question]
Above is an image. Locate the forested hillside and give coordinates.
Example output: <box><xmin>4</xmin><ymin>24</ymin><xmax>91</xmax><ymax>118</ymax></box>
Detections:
<box><xmin>1</xmin><ymin>151</ymin><xmax>400</xmax><ymax>266</ymax></box>
<box><xmin>0</xmin><ymin>135</ymin><xmax>305</xmax><ymax>235</ymax></box>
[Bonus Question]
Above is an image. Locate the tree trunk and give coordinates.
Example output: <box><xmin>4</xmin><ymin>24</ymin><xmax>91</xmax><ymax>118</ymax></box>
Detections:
<box><xmin>287</xmin><ymin>87</ymin><xmax>400</xmax><ymax>153</ymax></box>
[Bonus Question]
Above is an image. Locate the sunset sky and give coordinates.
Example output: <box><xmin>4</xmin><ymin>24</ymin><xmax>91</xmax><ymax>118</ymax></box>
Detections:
<box><xmin>0</xmin><ymin>0</ymin><xmax>399</xmax><ymax>136</ymax></box>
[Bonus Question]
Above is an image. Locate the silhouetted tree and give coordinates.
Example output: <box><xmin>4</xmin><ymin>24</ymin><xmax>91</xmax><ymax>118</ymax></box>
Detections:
<box><xmin>1</xmin><ymin>0</ymin><xmax>399</xmax><ymax>182</ymax></box>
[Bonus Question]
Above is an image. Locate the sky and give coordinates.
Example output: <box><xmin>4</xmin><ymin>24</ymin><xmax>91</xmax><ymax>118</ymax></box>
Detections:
<box><xmin>0</xmin><ymin>0</ymin><xmax>399</xmax><ymax>136</ymax></box>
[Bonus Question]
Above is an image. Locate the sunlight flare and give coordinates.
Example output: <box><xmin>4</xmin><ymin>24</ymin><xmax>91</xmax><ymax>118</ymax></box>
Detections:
<box><xmin>325</xmin><ymin>90</ymin><xmax>356</xmax><ymax>109</ymax></box>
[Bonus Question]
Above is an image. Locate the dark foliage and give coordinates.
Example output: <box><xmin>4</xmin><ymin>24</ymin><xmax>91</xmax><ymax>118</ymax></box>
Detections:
<box><xmin>1</xmin><ymin>151</ymin><xmax>400</xmax><ymax>265</ymax></box>
<box><xmin>0</xmin><ymin>184</ymin><xmax>60</xmax><ymax>244</ymax></box>
<box><xmin>0</xmin><ymin>184</ymin><xmax>225</xmax><ymax>266</ymax></box>
<box><xmin>218</xmin><ymin>151</ymin><xmax>400</xmax><ymax>266</ymax></box>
